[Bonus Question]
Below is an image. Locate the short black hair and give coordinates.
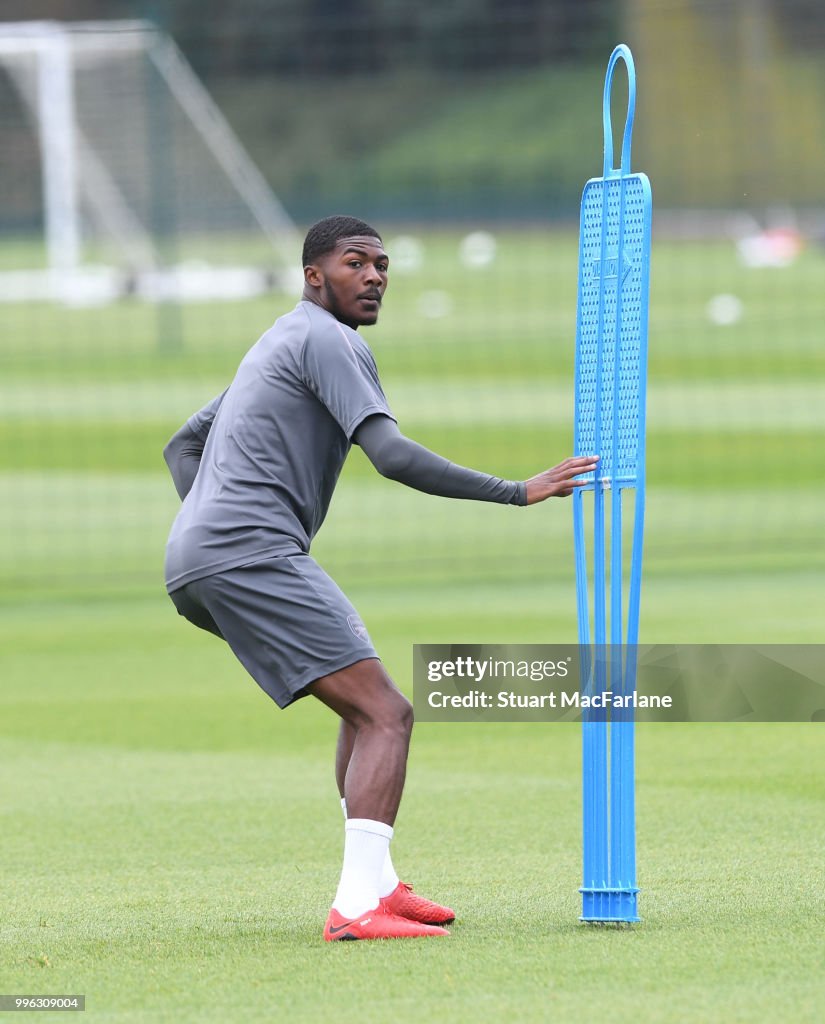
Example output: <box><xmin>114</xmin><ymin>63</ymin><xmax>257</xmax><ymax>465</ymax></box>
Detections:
<box><xmin>302</xmin><ymin>215</ymin><xmax>382</xmax><ymax>267</ymax></box>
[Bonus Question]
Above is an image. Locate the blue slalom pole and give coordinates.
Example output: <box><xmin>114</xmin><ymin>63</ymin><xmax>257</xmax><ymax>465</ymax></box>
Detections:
<box><xmin>573</xmin><ymin>43</ymin><xmax>651</xmax><ymax>924</ymax></box>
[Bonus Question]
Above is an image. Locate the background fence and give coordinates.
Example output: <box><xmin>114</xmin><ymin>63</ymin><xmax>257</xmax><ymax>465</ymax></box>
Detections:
<box><xmin>1</xmin><ymin>0</ymin><xmax>823</xmax><ymax>644</ymax></box>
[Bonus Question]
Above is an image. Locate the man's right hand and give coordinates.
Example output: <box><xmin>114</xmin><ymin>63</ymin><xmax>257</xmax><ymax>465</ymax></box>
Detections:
<box><xmin>524</xmin><ymin>456</ymin><xmax>599</xmax><ymax>505</ymax></box>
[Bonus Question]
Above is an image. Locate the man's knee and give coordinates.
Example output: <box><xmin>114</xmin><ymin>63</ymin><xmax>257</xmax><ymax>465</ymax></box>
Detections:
<box><xmin>349</xmin><ymin>674</ymin><xmax>412</xmax><ymax>734</ymax></box>
<box><xmin>384</xmin><ymin>690</ymin><xmax>413</xmax><ymax>733</ymax></box>
<box><xmin>309</xmin><ymin>658</ymin><xmax>413</xmax><ymax>734</ymax></box>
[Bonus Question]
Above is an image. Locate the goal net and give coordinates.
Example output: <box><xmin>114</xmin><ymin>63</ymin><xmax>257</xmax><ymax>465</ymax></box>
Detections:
<box><xmin>0</xmin><ymin>20</ymin><xmax>301</xmax><ymax>305</ymax></box>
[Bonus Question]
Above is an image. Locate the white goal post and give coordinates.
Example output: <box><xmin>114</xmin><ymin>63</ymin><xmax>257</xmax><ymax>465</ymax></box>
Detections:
<box><xmin>0</xmin><ymin>20</ymin><xmax>301</xmax><ymax>304</ymax></box>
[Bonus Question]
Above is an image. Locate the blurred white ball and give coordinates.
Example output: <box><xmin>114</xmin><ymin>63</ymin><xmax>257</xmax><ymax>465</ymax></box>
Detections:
<box><xmin>706</xmin><ymin>293</ymin><xmax>743</xmax><ymax>326</ymax></box>
<box><xmin>387</xmin><ymin>235</ymin><xmax>424</xmax><ymax>273</ymax></box>
<box><xmin>459</xmin><ymin>231</ymin><xmax>497</xmax><ymax>269</ymax></box>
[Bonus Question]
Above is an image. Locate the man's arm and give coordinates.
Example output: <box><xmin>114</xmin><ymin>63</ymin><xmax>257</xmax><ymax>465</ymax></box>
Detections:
<box><xmin>353</xmin><ymin>415</ymin><xmax>598</xmax><ymax>506</ymax></box>
<box><xmin>163</xmin><ymin>391</ymin><xmax>227</xmax><ymax>500</ymax></box>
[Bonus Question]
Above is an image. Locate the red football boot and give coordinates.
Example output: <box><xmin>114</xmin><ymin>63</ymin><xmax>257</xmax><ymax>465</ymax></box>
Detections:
<box><xmin>324</xmin><ymin>904</ymin><xmax>449</xmax><ymax>941</ymax></box>
<box><xmin>379</xmin><ymin>881</ymin><xmax>456</xmax><ymax>926</ymax></box>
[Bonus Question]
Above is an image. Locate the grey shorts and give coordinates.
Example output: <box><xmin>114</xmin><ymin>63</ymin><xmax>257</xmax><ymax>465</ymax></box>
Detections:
<box><xmin>169</xmin><ymin>554</ymin><xmax>378</xmax><ymax>708</ymax></box>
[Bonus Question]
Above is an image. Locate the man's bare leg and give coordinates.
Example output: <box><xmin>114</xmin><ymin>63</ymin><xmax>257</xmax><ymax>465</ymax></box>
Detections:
<box><xmin>332</xmin><ymin>696</ymin><xmax>401</xmax><ymax>900</ymax></box>
<box><xmin>309</xmin><ymin>657</ymin><xmax>412</xmax><ymax>824</ymax></box>
<box><xmin>309</xmin><ymin>659</ymin><xmax>448</xmax><ymax>938</ymax></box>
<box><xmin>335</xmin><ymin>720</ymin><xmax>356</xmax><ymax>801</ymax></box>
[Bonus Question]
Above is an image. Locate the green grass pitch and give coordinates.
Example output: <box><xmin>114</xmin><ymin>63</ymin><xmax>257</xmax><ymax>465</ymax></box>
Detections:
<box><xmin>0</xmin><ymin>229</ymin><xmax>823</xmax><ymax>1021</ymax></box>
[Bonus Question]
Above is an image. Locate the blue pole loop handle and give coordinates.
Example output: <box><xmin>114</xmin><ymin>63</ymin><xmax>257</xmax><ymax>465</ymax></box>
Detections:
<box><xmin>603</xmin><ymin>44</ymin><xmax>636</xmax><ymax>178</ymax></box>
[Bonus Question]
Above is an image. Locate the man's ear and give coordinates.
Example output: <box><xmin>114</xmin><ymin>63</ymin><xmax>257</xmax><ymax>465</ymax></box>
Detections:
<box><xmin>304</xmin><ymin>264</ymin><xmax>323</xmax><ymax>288</ymax></box>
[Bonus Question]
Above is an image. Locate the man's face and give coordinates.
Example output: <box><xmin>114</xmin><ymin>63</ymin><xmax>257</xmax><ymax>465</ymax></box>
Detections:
<box><xmin>305</xmin><ymin>236</ymin><xmax>389</xmax><ymax>329</ymax></box>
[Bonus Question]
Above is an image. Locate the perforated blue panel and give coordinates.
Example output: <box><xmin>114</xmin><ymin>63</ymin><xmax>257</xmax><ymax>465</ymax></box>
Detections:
<box><xmin>574</xmin><ymin>174</ymin><xmax>651</xmax><ymax>489</ymax></box>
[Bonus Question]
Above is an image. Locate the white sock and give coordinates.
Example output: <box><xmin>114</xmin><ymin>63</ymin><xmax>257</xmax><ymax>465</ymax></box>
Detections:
<box><xmin>340</xmin><ymin>798</ymin><xmax>400</xmax><ymax>899</ymax></box>
<box><xmin>378</xmin><ymin>849</ymin><xmax>401</xmax><ymax>899</ymax></box>
<box><xmin>332</xmin><ymin>818</ymin><xmax>393</xmax><ymax>920</ymax></box>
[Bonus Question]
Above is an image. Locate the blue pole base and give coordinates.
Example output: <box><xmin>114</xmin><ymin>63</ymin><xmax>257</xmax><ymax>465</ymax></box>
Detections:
<box><xmin>579</xmin><ymin>887</ymin><xmax>640</xmax><ymax>923</ymax></box>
